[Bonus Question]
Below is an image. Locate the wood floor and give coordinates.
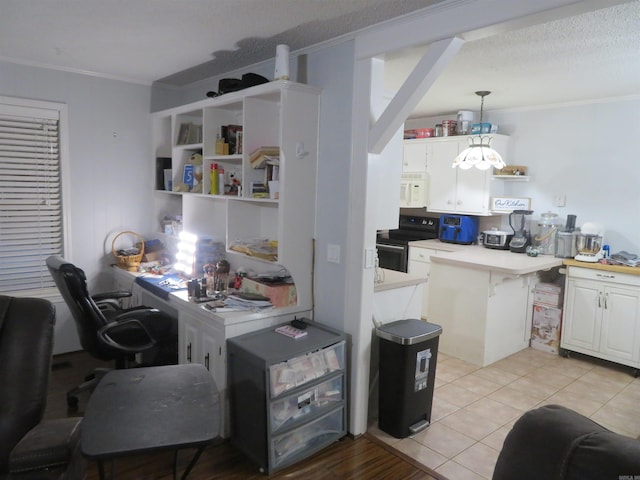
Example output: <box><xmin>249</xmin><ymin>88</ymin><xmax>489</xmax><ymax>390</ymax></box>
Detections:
<box><xmin>46</xmin><ymin>351</ymin><xmax>445</xmax><ymax>480</ymax></box>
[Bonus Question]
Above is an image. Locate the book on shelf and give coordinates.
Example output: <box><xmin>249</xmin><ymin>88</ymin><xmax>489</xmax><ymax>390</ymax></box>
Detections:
<box><xmin>176</xmin><ymin>122</ymin><xmax>202</xmax><ymax>145</ymax></box>
<box><xmin>249</xmin><ymin>146</ymin><xmax>280</xmax><ymax>169</ymax></box>
<box><xmin>223</xmin><ymin>124</ymin><xmax>243</xmax><ymax>155</ymax></box>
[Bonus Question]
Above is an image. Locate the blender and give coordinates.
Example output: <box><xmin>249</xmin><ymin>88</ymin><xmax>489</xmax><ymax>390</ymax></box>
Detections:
<box><xmin>574</xmin><ymin>222</ymin><xmax>605</xmax><ymax>262</ymax></box>
<box><xmin>509</xmin><ymin>210</ymin><xmax>534</xmax><ymax>253</ymax></box>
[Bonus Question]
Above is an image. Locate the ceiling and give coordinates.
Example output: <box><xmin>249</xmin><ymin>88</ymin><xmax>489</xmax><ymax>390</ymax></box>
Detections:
<box><xmin>1</xmin><ymin>0</ymin><xmax>638</xmax><ymax>118</ymax></box>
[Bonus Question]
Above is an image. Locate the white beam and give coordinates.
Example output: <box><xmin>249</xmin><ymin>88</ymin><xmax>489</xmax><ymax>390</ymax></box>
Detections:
<box><xmin>368</xmin><ymin>37</ymin><xmax>464</xmax><ymax>154</ymax></box>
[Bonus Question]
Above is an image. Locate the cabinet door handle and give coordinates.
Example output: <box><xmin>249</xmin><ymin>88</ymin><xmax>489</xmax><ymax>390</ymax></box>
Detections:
<box><xmin>596</xmin><ymin>273</ymin><xmax>616</xmax><ymax>279</ymax></box>
<box><xmin>603</xmin><ymin>292</ymin><xmax>608</xmax><ymax>309</ymax></box>
<box><xmin>205</xmin><ymin>352</ymin><xmax>210</xmax><ymax>370</ymax></box>
<box><xmin>597</xmin><ymin>292</ymin><xmax>602</xmax><ymax>308</ymax></box>
<box><xmin>187</xmin><ymin>343</ymin><xmax>192</xmax><ymax>363</ymax></box>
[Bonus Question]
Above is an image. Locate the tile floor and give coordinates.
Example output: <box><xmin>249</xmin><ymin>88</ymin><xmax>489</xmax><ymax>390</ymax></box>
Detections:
<box><xmin>369</xmin><ymin>347</ymin><xmax>640</xmax><ymax>479</ymax></box>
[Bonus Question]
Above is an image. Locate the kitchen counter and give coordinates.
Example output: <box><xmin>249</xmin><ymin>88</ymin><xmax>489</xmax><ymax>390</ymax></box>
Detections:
<box><xmin>374</xmin><ymin>268</ymin><xmax>425</xmax><ymax>292</ymax></box>
<box><xmin>410</xmin><ymin>239</ymin><xmax>563</xmax><ymax>275</ymax></box>
<box><xmin>563</xmin><ymin>259</ymin><xmax>640</xmax><ymax>276</ymax></box>
<box><xmin>418</xmin><ymin>239</ymin><xmax>564</xmax><ymax>367</ymax></box>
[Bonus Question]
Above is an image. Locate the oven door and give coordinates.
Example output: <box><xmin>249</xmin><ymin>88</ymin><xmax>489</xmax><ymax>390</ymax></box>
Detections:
<box><xmin>376</xmin><ymin>242</ymin><xmax>408</xmax><ymax>273</ymax></box>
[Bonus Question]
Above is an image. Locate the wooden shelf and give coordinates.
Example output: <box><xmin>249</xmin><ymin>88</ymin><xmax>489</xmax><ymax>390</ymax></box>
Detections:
<box><xmin>492</xmin><ymin>175</ymin><xmax>530</xmax><ymax>182</ymax></box>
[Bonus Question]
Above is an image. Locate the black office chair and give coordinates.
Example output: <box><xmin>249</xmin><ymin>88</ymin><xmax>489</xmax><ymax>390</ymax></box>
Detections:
<box><xmin>46</xmin><ymin>255</ymin><xmax>178</xmax><ymax>408</ymax></box>
<box><xmin>0</xmin><ymin>295</ymin><xmax>86</xmax><ymax>479</ymax></box>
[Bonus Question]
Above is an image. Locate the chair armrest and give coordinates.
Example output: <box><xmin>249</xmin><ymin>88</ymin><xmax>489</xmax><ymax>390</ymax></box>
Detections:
<box><xmin>9</xmin><ymin>418</ymin><xmax>82</xmax><ymax>474</ymax></box>
<box><xmin>98</xmin><ymin>312</ymin><xmax>158</xmax><ymax>353</ymax></box>
<box><xmin>91</xmin><ymin>290</ymin><xmax>132</xmax><ymax>302</ymax></box>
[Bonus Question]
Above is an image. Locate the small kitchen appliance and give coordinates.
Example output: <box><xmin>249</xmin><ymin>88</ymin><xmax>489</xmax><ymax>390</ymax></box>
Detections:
<box><xmin>508</xmin><ymin>209</ymin><xmax>534</xmax><ymax>253</ymax></box>
<box><xmin>574</xmin><ymin>222</ymin><xmax>605</xmax><ymax>263</ymax></box>
<box><xmin>439</xmin><ymin>215</ymin><xmax>478</xmax><ymax>245</ymax></box>
<box><xmin>482</xmin><ymin>228</ymin><xmax>513</xmax><ymax>250</ymax></box>
<box><xmin>555</xmin><ymin>214</ymin><xmax>579</xmax><ymax>258</ymax></box>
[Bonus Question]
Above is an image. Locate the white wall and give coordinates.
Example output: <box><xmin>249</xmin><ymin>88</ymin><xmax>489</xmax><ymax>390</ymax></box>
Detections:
<box><xmin>0</xmin><ymin>61</ymin><xmax>153</xmax><ymax>353</ymax></box>
<box><xmin>406</xmin><ymin>96</ymin><xmax>640</xmax><ymax>254</ymax></box>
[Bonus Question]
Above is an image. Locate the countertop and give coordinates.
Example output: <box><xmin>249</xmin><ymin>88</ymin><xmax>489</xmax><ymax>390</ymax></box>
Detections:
<box><xmin>374</xmin><ymin>268</ymin><xmax>426</xmax><ymax>292</ymax></box>
<box><xmin>563</xmin><ymin>259</ymin><xmax>640</xmax><ymax>276</ymax></box>
<box><xmin>409</xmin><ymin>239</ymin><xmax>563</xmax><ymax>275</ymax></box>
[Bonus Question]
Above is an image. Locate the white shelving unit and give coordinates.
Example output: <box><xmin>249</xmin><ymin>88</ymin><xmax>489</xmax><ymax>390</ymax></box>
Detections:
<box><xmin>151</xmin><ymin>81</ymin><xmax>321</xmax><ymax>311</ymax></box>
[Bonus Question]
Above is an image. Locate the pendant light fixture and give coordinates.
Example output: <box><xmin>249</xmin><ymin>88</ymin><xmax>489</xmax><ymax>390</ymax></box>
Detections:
<box><xmin>452</xmin><ymin>91</ymin><xmax>506</xmax><ymax>171</ymax></box>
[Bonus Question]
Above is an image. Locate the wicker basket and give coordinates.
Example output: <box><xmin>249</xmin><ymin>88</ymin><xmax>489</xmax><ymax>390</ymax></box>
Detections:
<box><xmin>112</xmin><ymin>231</ymin><xmax>145</xmax><ymax>271</ymax></box>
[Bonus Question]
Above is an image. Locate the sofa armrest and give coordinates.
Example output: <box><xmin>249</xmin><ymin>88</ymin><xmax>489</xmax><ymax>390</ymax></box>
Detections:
<box><xmin>493</xmin><ymin>404</ymin><xmax>640</xmax><ymax>480</ymax></box>
<box><xmin>9</xmin><ymin>418</ymin><xmax>82</xmax><ymax>474</ymax></box>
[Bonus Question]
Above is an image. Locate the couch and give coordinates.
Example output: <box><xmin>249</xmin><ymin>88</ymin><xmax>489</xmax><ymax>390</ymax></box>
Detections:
<box><xmin>493</xmin><ymin>404</ymin><xmax>640</xmax><ymax>480</ymax></box>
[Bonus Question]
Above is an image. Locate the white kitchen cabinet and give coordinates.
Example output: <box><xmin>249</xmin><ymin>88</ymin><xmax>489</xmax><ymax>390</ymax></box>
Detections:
<box><xmin>151</xmin><ymin>81</ymin><xmax>320</xmax><ymax>311</ymax></box>
<box><xmin>561</xmin><ymin>266</ymin><xmax>640</xmax><ymax>371</ymax></box>
<box><xmin>407</xmin><ymin>246</ymin><xmax>439</xmax><ymax>319</ymax></box>
<box><xmin>425</xmin><ymin>134</ymin><xmax>509</xmax><ymax>216</ymax></box>
<box><xmin>402</xmin><ymin>140</ymin><xmax>428</xmax><ymax>173</ymax></box>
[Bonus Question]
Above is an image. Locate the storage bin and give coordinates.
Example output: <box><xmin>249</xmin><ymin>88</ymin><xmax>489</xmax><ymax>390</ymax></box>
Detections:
<box><xmin>270</xmin><ymin>376</ymin><xmax>343</xmax><ymax>433</ymax></box>
<box><xmin>531</xmin><ymin>304</ymin><xmax>562</xmax><ymax>353</ymax></box>
<box><xmin>534</xmin><ymin>283</ymin><xmax>563</xmax><ymax>307</ymax></box>
<box><xmin>271</xmin><ymin>407</ymin><xmax>344</xmax><ymax>468</ymax></box>
<box><xmin>269</xmin><ymin>341</ymin><xmax>345</xmax><ymax>397</ymax></box>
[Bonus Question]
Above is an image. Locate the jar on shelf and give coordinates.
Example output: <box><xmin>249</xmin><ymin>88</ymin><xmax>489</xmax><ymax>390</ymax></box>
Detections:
<box><xmin>442</xmin><ymin>120</ymin><xmax>457</xmax><ymax>136</ymax></box>
<box><xmin>533</xmin><ymin>212</ymin><xmax>559</xmax><ymax>255</ymax></box>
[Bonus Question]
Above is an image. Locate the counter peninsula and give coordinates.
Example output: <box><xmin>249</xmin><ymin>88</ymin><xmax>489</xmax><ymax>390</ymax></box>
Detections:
<box><xmin>414</xmin><ymin>240</ymin><xmax>563</xmax><ymax>366</ymax></box>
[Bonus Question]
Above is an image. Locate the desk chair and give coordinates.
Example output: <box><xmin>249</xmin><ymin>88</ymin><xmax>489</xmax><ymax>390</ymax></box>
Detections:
<box><xmin>0</xmin><ymin>295</ymin><xmax>86</xmax><ymax>479</ymax></box>
<box><xmin>46</xmin><ymin>255</ymin><xmax>178</xmax><ymax>409</ymax></box>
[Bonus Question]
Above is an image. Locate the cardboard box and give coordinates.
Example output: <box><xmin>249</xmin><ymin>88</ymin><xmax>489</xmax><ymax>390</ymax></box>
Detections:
<box><xmin>533</xmin><ymin>282</ymin><xmax>564</xmax><ymax>308</ymax></box>
<box><xmin>531</xmin><ymin>303</ymin><xmax>562</xmax><ymax>354</ymax></box>
<box><xmin>242</xmin><ymin>277</ymin><xmax>297</xmax><ymax>308</ymax></box>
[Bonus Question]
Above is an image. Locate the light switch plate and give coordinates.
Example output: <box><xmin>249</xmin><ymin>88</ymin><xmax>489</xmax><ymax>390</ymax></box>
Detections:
<box><xmin>327</xmin><ymin>244</ymin><xmax>341</xmax><ymax>264</ymax></box>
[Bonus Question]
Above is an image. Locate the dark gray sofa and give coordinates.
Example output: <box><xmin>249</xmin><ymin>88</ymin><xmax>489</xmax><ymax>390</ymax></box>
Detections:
<box><xmin>493</xmin><ymin>404</ymin><xmax>640</xmax><ymax>480</ymax></box>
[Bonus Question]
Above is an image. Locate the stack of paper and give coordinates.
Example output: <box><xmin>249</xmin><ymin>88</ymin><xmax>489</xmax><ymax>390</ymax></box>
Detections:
<box><xmin>225</xmin><ymin>292</ymin><xmax>272</xmax><ymax>309</ymax></box>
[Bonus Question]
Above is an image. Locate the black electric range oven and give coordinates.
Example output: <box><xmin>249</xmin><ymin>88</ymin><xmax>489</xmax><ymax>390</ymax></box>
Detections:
<box><xmin>376</xmin><ymin>215</ymin><xmax>440</xmax><ymax>272</ymax></box>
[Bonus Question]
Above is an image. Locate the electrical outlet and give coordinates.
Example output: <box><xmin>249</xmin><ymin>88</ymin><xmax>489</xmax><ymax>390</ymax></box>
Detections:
<box><xmin>553</xmin><ymin>195</ymin><xmax>566</xmax><ymax>207</ymax></box>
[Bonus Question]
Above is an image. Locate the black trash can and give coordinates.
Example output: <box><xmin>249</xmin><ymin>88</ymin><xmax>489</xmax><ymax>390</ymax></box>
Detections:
<box><xmin>377</xmin><ymin>318</ymin><xmax>442</xmax><ymax>438</ymax></box>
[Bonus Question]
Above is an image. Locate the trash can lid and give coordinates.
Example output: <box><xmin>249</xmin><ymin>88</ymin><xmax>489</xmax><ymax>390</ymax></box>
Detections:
<box><xmin>376</xmin><ymin>318</ymin><xmax>442</xmax><ymax>345</ymax></box>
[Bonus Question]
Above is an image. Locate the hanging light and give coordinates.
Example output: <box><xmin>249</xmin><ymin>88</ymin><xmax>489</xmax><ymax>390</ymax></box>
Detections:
<box><xmin>452</xmin><ymin>91</ymin><xmax>505</xmax><ymax>171</ymax></box>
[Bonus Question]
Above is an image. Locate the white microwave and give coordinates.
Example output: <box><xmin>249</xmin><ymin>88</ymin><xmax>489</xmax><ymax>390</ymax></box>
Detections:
<box><xmin>400</xmin><ymin>173</ymin><xmax>426</xmax><ymax>208</ymax></box>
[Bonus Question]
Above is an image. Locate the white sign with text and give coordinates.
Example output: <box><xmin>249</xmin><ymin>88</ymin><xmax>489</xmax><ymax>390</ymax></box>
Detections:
<box><xmin>491</xmin><ymin>197</ymin><xmax>532</xmax><ymax>212</ymax></box>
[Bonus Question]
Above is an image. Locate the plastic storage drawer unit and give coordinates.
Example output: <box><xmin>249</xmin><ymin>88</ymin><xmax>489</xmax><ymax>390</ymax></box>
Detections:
<box><xmin>377</xmin><ymin>318</ymin><xmax>442</xmax><ymax>438</ymax></box>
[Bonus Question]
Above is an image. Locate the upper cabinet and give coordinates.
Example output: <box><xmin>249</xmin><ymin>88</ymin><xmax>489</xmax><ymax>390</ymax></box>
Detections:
<box><xmin>422</xmin><ymin>134</ymin><xmax>509</xmax><ymax>216</ymax></box>
<box><xmin>402</xmin><ymin>140</ymin><xmax>428</xmax><ymax>173</ymax></box>
<box><xmin>151</xmin><ymin>81</ymin><xmax>321</xmax><ymax>310</ymax></box>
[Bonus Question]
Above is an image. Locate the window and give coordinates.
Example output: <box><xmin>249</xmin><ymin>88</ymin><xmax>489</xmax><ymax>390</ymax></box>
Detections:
<box><xmin>0</xmin><ymin>96</ymin><xmax>69</xmax><ymax>296</ymax></box>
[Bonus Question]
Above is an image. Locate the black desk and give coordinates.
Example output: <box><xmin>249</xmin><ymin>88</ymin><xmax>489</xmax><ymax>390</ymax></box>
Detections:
<box><xmin>81</xmin><ymin>364</ymin><xmax>220</xmax><ymax>480</ymax></box>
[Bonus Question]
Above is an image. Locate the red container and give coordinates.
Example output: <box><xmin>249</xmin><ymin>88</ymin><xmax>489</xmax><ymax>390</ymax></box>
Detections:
<box><xmin>415</xmin><ymin>128</ymin><xmax>434</xmax><ymax>138</ymax></box>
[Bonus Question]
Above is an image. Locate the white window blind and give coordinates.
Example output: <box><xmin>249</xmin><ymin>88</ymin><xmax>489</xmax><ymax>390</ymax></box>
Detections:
<box><xmin>0</xmin><ymin>101</ymin><xmax>65</xmax><ymax>295</ymax></box>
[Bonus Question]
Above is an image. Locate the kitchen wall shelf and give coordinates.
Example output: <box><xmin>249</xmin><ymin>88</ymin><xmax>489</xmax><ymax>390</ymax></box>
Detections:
<box><xmin>492</xmin><ymin>175</ymin><xmax>530</xmax><ymax>182</ymax></box>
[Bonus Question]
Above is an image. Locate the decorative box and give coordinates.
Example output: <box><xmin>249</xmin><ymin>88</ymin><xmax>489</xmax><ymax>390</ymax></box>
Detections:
<box><xmin>242</xmin><ymin>277</ymin><xmax>297</xmax><ymax>308</ymax></box>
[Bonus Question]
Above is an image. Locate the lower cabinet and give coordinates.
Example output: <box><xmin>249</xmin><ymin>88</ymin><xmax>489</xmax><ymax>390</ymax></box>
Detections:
<box><xmin>561</xmin><ymin>266</ymin><xmax>640</xmax><ymax>371</ymax></box>
<box><xmin>227</xmin><ymin>321</ymin><xmax>346</xmax><ymax>474</ymax></box>
<box><xmin>407</xmin><ymin>246</ymin><xmax>439</xmax><ymax>319</ymax></box>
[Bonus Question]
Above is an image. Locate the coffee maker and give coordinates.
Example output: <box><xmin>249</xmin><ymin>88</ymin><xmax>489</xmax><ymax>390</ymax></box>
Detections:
<box><xmin>509</xmin><ymin>210</ymin><xmax>534</xmax><ymax>253</ymax></box>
